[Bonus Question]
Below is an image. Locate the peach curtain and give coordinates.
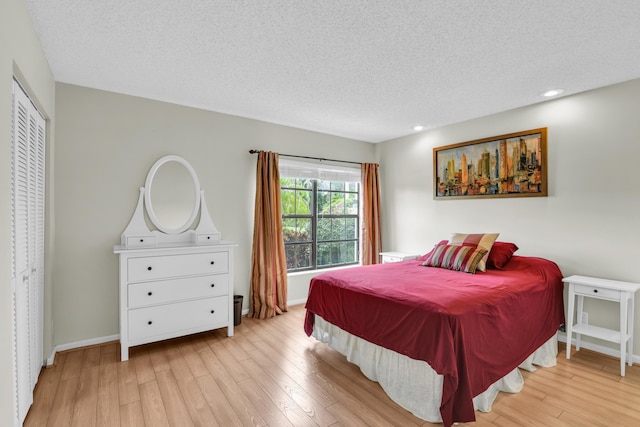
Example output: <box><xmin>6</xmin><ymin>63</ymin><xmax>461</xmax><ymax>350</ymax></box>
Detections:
<box><xmin>361</xmin><ymin>163</ymin><xmax>382</xmax><ymax>265</ymax></box>
<box><xmin>249</xmin><ymin>151</ymin><xmax>288</xmax><ymax>319</ymax></box>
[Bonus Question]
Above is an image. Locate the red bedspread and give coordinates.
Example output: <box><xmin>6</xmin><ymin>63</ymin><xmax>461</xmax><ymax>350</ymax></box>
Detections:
<box><xmin>304</xmin><ymin>256</ymin><xmax>564</xmax><ymax>426</ymax></box>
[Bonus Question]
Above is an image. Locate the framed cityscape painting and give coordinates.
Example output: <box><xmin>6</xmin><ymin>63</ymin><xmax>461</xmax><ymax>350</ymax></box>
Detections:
<box><xmin>433</xmin><ymin>128</ymin><xmax>547</xmax><ymax>200</ymax></box>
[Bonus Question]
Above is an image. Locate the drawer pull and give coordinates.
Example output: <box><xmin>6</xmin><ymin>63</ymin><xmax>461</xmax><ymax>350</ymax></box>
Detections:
<box><xmin>147</xmin><ymin>266</ymin><xmax>152</xmax><ymax>271</ymax></box>
<box><xmin>140</xmin><ymin>239</ymin><xmax>144</xmax><ymax>243</ymax></box>
<box><xmin>594</xmin><ymin>289</ymin><xmax>598</xmax><ymax>293</ymax></box>
<box><xmin>210</xmin><ymin>261</ymin><xmax>215</xmax><ymax>265</ymax></box>
<box><xmin>210</xmin><ymin>310</ymin><xmax>215</xmax><ymax>314</ymax></box>
<box><xmin>147</xmin><ymin>291</ymin><xmax>153</xmax><ymax>296</ymax></box>
<box><xmin>211</xmin><ymin>283</ymin><xmax>215</xmax><ymax>288</ymax></box>
<box><xmin>207</xmin><ymin>236</ymin><xmax>211</xmax><ymax>240</ymax></box>
<box><xmin>147</xmin><ymin>321</ymin><xmax>153</xmax><ymax>325</ymax></box>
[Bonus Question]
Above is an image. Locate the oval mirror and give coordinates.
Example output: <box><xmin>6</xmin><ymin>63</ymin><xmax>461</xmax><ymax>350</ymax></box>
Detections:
<box><xmin>144</xmin><ymin>155</ymin><xmax>201</xmax><ymax>234</ymax></box>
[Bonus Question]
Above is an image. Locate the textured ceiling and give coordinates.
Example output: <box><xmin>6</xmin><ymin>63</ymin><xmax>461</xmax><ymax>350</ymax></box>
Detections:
<box><xmin>24</xmin><ymin>0</ymin><xmax>640</xmax><ymax>143</ymax></box>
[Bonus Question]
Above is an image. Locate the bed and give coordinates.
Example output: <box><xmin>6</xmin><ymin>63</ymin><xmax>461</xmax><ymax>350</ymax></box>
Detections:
<box><xmin>304</xmin><ymin>242</ymin><xmax>565</xmax><ymax>426</ymax></box>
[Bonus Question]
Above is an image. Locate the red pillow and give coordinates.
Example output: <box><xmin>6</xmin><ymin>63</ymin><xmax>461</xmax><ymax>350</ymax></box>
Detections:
<box><xmin>486</xmin><ymin>241</ymin><xmax>519</xmax><ymax>269</ymax></box>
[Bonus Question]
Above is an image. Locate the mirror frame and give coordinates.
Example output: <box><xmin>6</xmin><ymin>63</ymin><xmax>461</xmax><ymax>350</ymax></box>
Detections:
<box><xmin>144</xmin><ymin>155</ymin><xmax>201</xmax><ymax>234</ymax></box>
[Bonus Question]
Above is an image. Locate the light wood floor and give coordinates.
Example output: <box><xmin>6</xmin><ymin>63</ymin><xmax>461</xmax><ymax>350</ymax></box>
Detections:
<box><xmin>25</xmin><ymin>304</ymin><xmax>640</xmax><ymax>426</ymax></box>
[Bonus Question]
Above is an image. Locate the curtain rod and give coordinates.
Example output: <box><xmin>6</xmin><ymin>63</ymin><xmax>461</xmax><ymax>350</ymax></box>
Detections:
<box><xmin>249</xmin><ymin>149</ymin><xmax>362</xmax><ymax>166</ymax></box>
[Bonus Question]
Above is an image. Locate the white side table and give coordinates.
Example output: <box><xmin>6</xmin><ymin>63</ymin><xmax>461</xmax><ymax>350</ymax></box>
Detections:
<box><xmin>379</xmin><ymin>251</ymin><xmax>420</xmax><ymax>264</ymax></box>
<box><xmin>563</xmin><ymin>275</ymin><xmax>640</xmax><ymax>376</ymax></box>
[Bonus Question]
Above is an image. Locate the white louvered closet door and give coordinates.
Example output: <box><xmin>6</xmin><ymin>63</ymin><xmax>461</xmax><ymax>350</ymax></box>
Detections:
<box><xmin>11</xmin><ymin>79</ymin><xmax>45</xmax><ymax>426</ymax></box>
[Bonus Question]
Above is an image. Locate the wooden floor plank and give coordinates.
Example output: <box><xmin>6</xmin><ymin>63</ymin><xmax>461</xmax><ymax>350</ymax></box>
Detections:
<box><xmin>241</xmin><ymin>356</ymin><xmax>329</xmax><ymax>427</ymax></box>
<box><xmin>71</xmin><ymin>365</ymin><xmax>100</xmax><ymax>427</ymax></box>
<box><xmin>179</xmin><ymin>340</ymin><xmax>210</xmax><ymax>378</ymax></box>
<box><xmin>196</xmin><ymin>374</ymin><xmax>245</xmax><ymax>427</ymax></box>
<box><xmin>60</xmin><ymin>349</ymin><xmax>84</xmax><ymax>381</ymax></box>
<box><xmin>147</xmin><ymin>342</ymin><xmax>171</xmax><ymax>373</ymax></box>
<box><xmin>119</xmin><ymin>401</ymin><xmax>145</xmax><ymax>427</ymax></box>
<box><xmin>139</xmin><ymin>381</ymin><xmax>170</xmax><ymax>427</ymax></box>
<box><xmin>46</xmin><ymin>377</ymin><xmax>79</xmax><ymax>427</ymax></box>
<box><xmin>166</xmin><ymin>347</ymin><xmax>220</xmax><ymax>427</ymax></box>
<box><xmin>155</xmin><ymin>369</ymin><xmax>195</xmax><ymax>427</ymax></box>
<box><xmin>198</xmin><ymin>346</ymin><xmax>268</xmax><ymax>427</ymax></box>
<box><xmin>117</xmin><ymin>360</ymin><xmax>140</xmax><ymax>406</ymax></box>
<box><xmin>96</xmin><ymin>349</ymin><xmax>120</xmax><ymax>427</ymax></box>
<box><xmin>246</xmin><ymin>347</ymin><xmax>338</xmax><ymax>426</ymax></box>
<box><xmin>133</xmin><ymin>349</ymin><xmax>156</xmax><ymax>385</ymax></box>
<box><xmin>24</xmin><ymin>352</ymin><xmax>67</xmax><ymax>426</ymax></box>
<box><xmin>325</xmin><ymin>401</ymin><xmax>371</xmax><ymax>427</ymax></box>
<box><xmin>235</xmin><ymin>377</ymin><xmax>296</xmax><ymax>427</ymax></box>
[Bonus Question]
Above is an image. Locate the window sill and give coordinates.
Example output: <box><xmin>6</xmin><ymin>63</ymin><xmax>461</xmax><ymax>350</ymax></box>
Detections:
<box><xmin>287</xmin><ymin>263</ymin><xmax>362</xmax><ymax>277</ymax></box>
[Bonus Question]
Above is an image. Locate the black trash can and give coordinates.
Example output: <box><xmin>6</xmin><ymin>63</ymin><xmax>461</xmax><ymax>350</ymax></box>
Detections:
<box><xmin>233</xmin><ymin>295</ymin><xmax>243</xmax><ymax>326</ymax></box>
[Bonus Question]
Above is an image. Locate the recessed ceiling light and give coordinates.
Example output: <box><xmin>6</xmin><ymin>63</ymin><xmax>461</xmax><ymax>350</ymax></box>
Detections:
<box><xmin>413</xmin><ymin>125</ymin><xmax>425</xmax><ymax>131</ymax></box>
<box><xmin>541</xmin><ymin>89</ymin><xmax>564</xmax><ymax>97</ymax></box>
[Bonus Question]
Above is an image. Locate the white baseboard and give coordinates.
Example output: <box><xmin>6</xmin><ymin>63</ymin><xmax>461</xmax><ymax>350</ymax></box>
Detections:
<box><xmin>238</xmin><ymin>297</ymin><xmax>306</xmax><ymax>316</ymax></box>
<box><xmin>288</xmin><ymin>298</ymin><xmax>307</xmax><ymax>307</ymax></box>
<box><xmin>47</xmin><ymin>297</ymin><xmax>307</xmax><ymax>365</ymax></box>
<box><xmin>558</xmin><ymin>332</ymin><xmax>640</xmax><ymax>364</ymax></box>
<box><xmin>47</xmin><ymin>334</ymin><xmax>120</xmax><ymax>366</ymax></box>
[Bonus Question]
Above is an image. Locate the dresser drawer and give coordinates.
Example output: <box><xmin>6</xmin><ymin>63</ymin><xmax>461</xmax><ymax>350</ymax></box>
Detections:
<box><xmin>128</xmin><ymin>274</ymin><xmax>229</xmax><ymax>308</ymax></box>
<box><xmin>573</xmin><ymin>283</ymin><xmax>621</xmax><ymax>301</ymax></box>
<box><xmin>127</xmin><ymin>251</ymin><xmax>228</xmax><ymax>282</ymax></box>
<box><xmin>125</xmin><ymin>235</ymin><xmax>156</xmax><ymax>248</ymax></box>
<box><xmin>128</xmin><ymin>296</ymin><xmax>229</xmax><ymax>341</ymax></box>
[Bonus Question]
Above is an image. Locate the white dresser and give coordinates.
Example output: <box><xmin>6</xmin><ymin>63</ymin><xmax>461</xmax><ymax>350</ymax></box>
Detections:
<box><xmin>115</xmin><ymin>155</ymin><xmax>238</xmax><ymax>361</ymax></box>
<box><xmin>115</xmin><ymin>242</ymin><xmax>236</xmax><ymax>361</ymax></box>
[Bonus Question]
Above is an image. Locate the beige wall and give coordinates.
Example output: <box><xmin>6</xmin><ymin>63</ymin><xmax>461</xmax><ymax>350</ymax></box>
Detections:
<box><xmin>53</xmin><ymin>83</ymin><xmax>375</xmax><ymax>346</ymax></box>
<box><xmin>378</xmin><ymin>78</ymin><xmax>640</xmax><ymax>354</ymax></box>
<box><xmin>1</xmin><ymin>0</ymin><xmax>55</xmax><ymax>421</ymax></box>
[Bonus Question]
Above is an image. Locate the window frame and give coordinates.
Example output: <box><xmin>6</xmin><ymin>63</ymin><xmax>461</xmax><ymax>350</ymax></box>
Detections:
<box><xmin>280</xmin><ymin>172</ymin><xmax>361</xmax><ymax>273</ymax></box>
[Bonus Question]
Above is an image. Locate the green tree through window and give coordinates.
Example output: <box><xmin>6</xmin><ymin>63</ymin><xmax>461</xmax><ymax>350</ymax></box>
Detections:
<box><xmin>281</xmin><ymin>177</ymin><xmax>359</xmax><ymax>271</ymax></box>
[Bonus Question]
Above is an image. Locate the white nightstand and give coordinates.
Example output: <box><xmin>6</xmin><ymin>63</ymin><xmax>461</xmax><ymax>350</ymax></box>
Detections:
<box><xmin>379</xmin><ymin>252</ymin><xmax>421</xmax><ymax>264</ymax></box>
<box><xmin>563</xmin><ymin>275</ymin><xmax>640</xmax><ymax>376</ymax></box>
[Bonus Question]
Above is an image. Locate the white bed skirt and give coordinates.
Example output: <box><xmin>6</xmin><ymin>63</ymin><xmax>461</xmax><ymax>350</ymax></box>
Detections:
<box><xmin>312</xmin><ymin>315</ymin><xmax>558</xmax><ymax>423</ymax></box>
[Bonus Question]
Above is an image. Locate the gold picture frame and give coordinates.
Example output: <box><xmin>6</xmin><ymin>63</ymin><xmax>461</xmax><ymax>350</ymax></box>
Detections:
<box><xmin>433</xmin><ymin>128</ymin><xmax>547</xmax><ymax>200</ymax></box>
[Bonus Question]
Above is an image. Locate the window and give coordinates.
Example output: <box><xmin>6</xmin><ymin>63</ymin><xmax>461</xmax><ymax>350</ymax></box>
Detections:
<box><xmin>279</xmin><ymin>160</ymin><xmax>360</xmax><ymax>272</ymax></box>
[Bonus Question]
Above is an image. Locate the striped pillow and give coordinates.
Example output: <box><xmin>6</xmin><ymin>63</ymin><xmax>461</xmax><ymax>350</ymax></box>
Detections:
<box><xmin>421</xmin><ymin>244</ymin><xmax>488</xmax><ymax>274</ymax></box>
<box><xmin>449</xmin><ymin>233</ymin><xmax>499</xmax><ymax>272</ymax></box>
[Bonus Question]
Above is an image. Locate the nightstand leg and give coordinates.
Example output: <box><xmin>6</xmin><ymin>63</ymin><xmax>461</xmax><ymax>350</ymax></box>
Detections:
<box><xmin>566</xmin><ymin>285</ymin><xmax>575</xmax><ymax>360</ymax></box>
<box><xmin>620</xmin><ymin>295</ymin><xmax>628</xmax><ymax>376</ymax></box>
<box><xmin>629</xmin><ymin>297</ymin><xmax>635</xmax><ymax>368</ymax></box>
<box><xmin>576</xmin><ymin>295</ymin><xmax>584</xmax><ymax>351</ymax></box>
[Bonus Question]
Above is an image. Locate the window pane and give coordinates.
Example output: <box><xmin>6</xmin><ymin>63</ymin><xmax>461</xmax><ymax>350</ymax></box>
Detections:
<box><xmin>285</xmin><ymin>244</ymin><xmax>312</xmax><ymax>270</ymax></box>
<box><xmin>283</xmin><ymin>218</ymin><xmax>311</xmax><ymax>243</ymax></box>
<box><xmin>331</xmin><ymin>218</ymin><xmax>346</xmax><ymax>240</ymax></box>
<box><xmin>317</xmin><ymin>217</ymin><xmax>331</xmax><ymax>241</ymax></box>
<box><xmin>317</xmin><ymin>242</ymin><xmax>331</xmax><ymax>266</ymax></box>
<box><xmin>297</xmin><ymin>218</ymin><xmax>311</xmax><ymax>241</ymax></box>
<box><xmin>295</xmin><ymin>190</ymin><xmax>311</xmax><ymax>214</ymax></box>
<box><xmin>345</xmin><ymin>218</ymin><xmax>357</xmax><ymax>239</ymax></box>
<box><xmin>330</xmin><ymin>193</ymin><xmax>345</xmax><ymax>215</ymax></box>
<box><xmin>281</xmin><ymin>189</ymin><xmax>296</xmax><ymax>215</ymax></box>
<box><xmin>345</xmin><ymin>193</ymin><xmax>358</xmax><ymax>214</ymax></box>
<box><xmin>331</xmin><ymin>242</ymin><xmax>342</xmax><ymax>264</ymax></box>
<box><xmin>282</xmin><ymin>218</ymin><xmax>296</xmax><ymax>242</ymax></box>
<box><xmin>346</xmin><ymin>182</ymin><xmax>358</xmax><ymax>192</ymax></box>
<box><xmin>317</xmin><ymin>191</ymin><xmax>330</xmax><ymax>214</ymax></box>
<box><xmin>335</xmin><ymin>242</ymin><xmax>357</xmax><ymax>264</ymax></box>
<box><xmin>345</xmin><ymin>241</ymin><xmax>358</xmax><ymax>262</ymax></box>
